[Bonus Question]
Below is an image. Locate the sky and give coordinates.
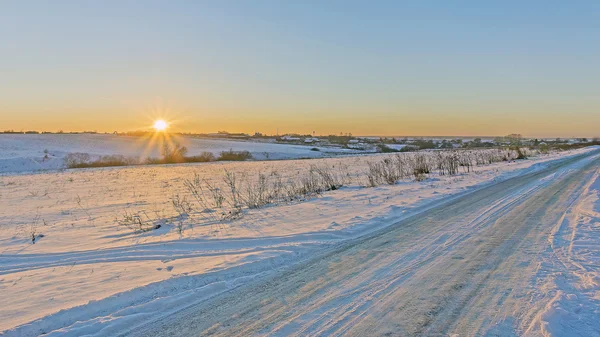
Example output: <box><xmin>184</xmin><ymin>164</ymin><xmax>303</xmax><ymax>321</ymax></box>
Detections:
<box><xmin>0</xmin><ymin>1</ymin><xmax>599</xmax><ymax>138</ymax></box>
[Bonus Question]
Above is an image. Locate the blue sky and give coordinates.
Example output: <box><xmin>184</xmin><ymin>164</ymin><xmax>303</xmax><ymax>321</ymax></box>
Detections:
<box><xmin>1</xmin><ymin>1</ymin><xmax>599</xmax><ymax>137</ymax></box>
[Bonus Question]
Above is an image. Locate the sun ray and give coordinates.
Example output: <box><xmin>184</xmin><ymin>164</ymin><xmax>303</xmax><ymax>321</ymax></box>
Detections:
<box><xmin>139</xmin><ymin>131</ymin><xmax>161</xmax><ymax>162</ymax></box>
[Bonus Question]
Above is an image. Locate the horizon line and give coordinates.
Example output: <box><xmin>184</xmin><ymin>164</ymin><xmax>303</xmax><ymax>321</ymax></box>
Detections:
<box><xmin>1</xmin><ymin>129</ymin><xmax>595</xmax><ymax>140</ymax></box>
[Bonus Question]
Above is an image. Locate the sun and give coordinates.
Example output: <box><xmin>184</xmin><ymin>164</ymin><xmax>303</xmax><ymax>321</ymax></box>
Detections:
<box><xmin>153</xmin><ymin>119</ymin><xmax>168</xmax><ymax>131</ymax></box>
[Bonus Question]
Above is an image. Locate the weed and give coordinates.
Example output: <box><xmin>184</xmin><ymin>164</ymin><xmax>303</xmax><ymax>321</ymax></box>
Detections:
<box><xmin>116</xmin><ymin>211</ymin><xmax>160</xmax><ymax>233</ymax></box>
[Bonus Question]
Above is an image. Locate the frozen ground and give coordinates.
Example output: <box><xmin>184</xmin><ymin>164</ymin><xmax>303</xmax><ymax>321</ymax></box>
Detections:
<box><xmin>0</xmin><ymin>147</ymin><xmax>598</xmax><ymax>336</ymax></box>
<box><xmin>0</xmin><ymin>134</ymin><xmax>361</xmax><ymax>174</ymax></box>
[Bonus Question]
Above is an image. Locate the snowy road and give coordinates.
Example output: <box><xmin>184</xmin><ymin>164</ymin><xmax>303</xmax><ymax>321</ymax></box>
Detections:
<box><xmin>132</xmin><ymin>150</ymin><xmax>600</xmax><ymax>336</ymax></box>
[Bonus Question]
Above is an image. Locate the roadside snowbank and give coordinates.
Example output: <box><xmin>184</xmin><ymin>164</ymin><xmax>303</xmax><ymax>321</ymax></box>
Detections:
<box><xmin>525</xmin><ymin>162</ymin><xmax>600</xmax><ymax>337</ymax></box>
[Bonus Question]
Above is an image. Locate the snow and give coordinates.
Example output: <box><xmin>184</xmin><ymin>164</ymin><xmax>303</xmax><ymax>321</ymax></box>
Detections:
<box><xmin>0</xmin><ymin>146</ymin><xmax>597</xmax><ymax>336</ymax></box>
<box><xmin>525</xmin><ymin>162</ymin><xmax>600</xmax><ymax>337</ymax></box>
<box><xmin>384</xmin><ymin>144</ymin><xmax>408</xmax><ymax>151</ymax></box>
<box><xmin>129</xmin><ymin>147</ymin><xmax>600</xmax><ymax>337</ymax></box>
<box><xmin>0</xmin><ymin>134</ymin><xmax>360</xmax><ymax>174</ymax></box>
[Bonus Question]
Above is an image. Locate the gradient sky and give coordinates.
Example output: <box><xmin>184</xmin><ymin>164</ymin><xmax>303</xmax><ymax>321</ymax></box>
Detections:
<box><xmin>1</xmin><ymin>1</ymin><xmax>599</xmax><ymax>137</ymax></box>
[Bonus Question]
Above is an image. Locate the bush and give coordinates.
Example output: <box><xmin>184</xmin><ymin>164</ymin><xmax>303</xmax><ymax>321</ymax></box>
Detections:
<box><xmin>65</xmin><ymin>153</ymin><xmax>138</xmax><ymax>168</ymax></box>
<box><xmin>311</xmin><ymin>165</ymin><xmax>345</xmax><ymax>191</ymax></box>
<box><xmin>217</xmin><ymin>149</ymin><xmax>252</xmax><ymax>161</ymax></box>
<box><xmin>91</xmin><ymin>155</ymin><xmax>137</xmax><ymax>167</ymax></box>
<box><xmin>162</xmin><ymin>143</ymin><xmax>188</xmax><ymax>163</ymax></box>
<box><xmin>185</xmin><ymin>152</ymin><xmax>216</xmax><ymax>163</ymax></box>
<box><xmin>413</xmin><ymin>153</ymin><xmax>431</xmax><ymax>174</ymax></box>
<box><xmin>514</xmin><ymin>147</ymin><xmax>527</xmax><ymax>160</ymax></box>
<box><xmin>64</xmin><ymin>152</ymin><xmax>91</xmax><ymax>168</ymax></box>
<box><xmin>145</xmin><ymin>157</ymin><xmax>163</xmax><ymax>165</ymax></box>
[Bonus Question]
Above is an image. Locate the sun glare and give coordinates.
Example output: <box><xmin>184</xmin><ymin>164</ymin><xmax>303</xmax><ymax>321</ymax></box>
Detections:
<box><xmin>153</xmin><ymin>119</ymin><xmax>168</xmax><ymax>131</ymax></box>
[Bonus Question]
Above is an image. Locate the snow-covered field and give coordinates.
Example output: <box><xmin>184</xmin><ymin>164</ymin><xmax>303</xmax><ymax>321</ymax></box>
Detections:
<box><xmin>0</xmin><ymin>146</ymin><xmax>598</xmax><ymax>336</ymax></box>
<box><xmin>0</xmin><ymin>134</ymin><xmax>361</xmax><ymax>174</ymax></box>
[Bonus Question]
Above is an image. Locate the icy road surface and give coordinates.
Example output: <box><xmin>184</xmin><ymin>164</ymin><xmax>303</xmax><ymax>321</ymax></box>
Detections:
<box><xmin>133</xmin><ymin>150</ymin><xmax>600</xmax><ymax>337</ymax></box>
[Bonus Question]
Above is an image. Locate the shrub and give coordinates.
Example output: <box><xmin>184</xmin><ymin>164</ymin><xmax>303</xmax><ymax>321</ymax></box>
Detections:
<box><xmin>217</xmin><ymin>149</ymin><xmax>252</xmax><ymax>161</ymax></box>
<box><xmin>514</xmin><ymin>147</ymin><xmax>527</xmax><ymax>160</ymax></box>
<box><xmin>65</xmin><ymin>153</ymin><xmax>138</xmax><ymax>168</ymax></box>
<box><xmin>243</xmin><ymin>173</ymin><xmax>271</xmax><ymax>208</ymax></box>
<box><xmin>91</xmin><ymin>155</ymin><xmax>137</xmax><ymax>167</ymax></box>
<box><xmin>414</xmin><ymin>171</ymin><xmax>427</xmax><ymax>181</ymax></box>
<box><xmin>413</xmin><ymin>153</ymin><xmax>431</xmax><ymax>175</ymax></box>
<box><xmin>311</xmin><ymin>165</ymin><xmax>345</xmax><ymax>191</ymax></box>
<box><xmin>64</xmin><ymin>152</ymin><xmax>91</xmax><ymax>168</ymax></box>
<box><xmin>145</xmin><ymin>157</ymin><xmax>163</xmax><ymax>165</ymax></box>
<box><xmin>162</xmin><ymin>143</ymin><xmax>188</xmax><ymax>163</ymax></box>
<box><xmin>185</xmin><ymin>152</ymin><xmax>216</xmax><ymax>163</ymax></box>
